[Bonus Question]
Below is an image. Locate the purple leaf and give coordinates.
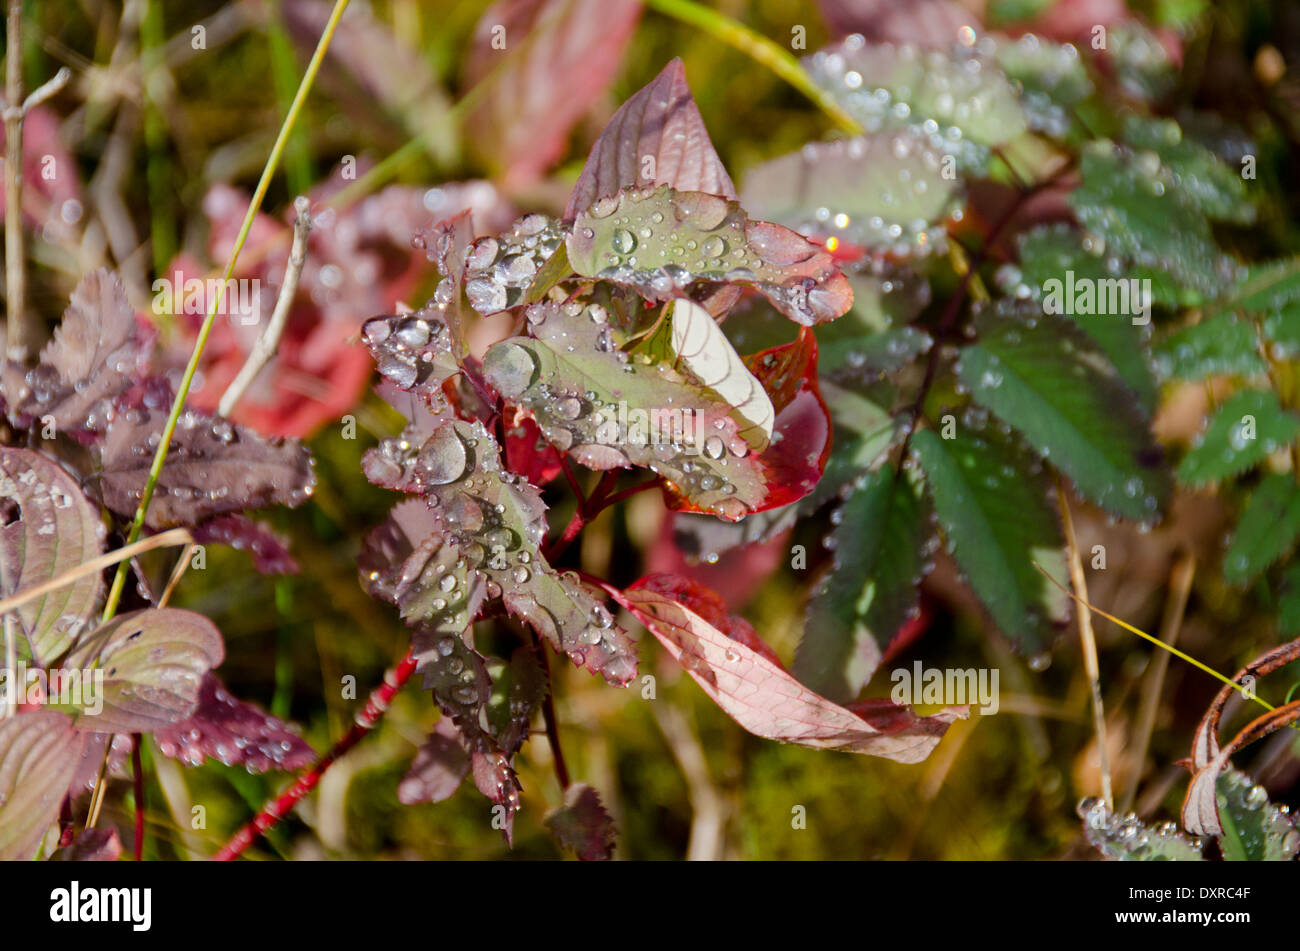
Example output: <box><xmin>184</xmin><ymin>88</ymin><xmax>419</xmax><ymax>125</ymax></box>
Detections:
<box><xmin>64</xmin><ymin>608</ymin><xmax>225</xmax><ymax>734</ymax></box>
<box><xmin>565</xmin><ymin>58</ymin><xmax>736</xmax><ymax>221</ymax></box>
<box><xmin>58</xmin><ymin>826</ymin><xmax>121</xmax><ymax>862</ymax></box>
<box><xmin>99</xmin><ymin>406</ymin><xmax>315</xmax><ymax>530</ymax></box>
<box><xmin>398</xmin><ymin>718</ymin><xmax>470</xmax><ymax>805</ymax></box>
<box><xmin>566</xmin><ymin>186</ymin><xmax>854</xmax><ymax>324</ymax></box>
<box><xmin>0</xmin><ymin>447</ymin><xmax>106</xmax><ymax>665</ymax></box>
<box><xmin>544</xmin><ymin>783</ymin><xmax>616</xmax><ymax>860</ymax></box>
<box><xmin>463</xmin><ymin>0</ymin><xmax>642</xmax><ymax>188</ymax></box>
<box><xmin>154</xmin><ymin>674</ymin><xmax>313</xmax><ymax>772</ymax></box>
<box><xmin>0</xmin><ymin>710</ymin><xmax>85</xmax><ymax>860</ymax></box>
<box><xmin>2</xmin><ymin>270</ymin><xmax>146</xmax><ymax>433</ymax></box>
<box><xmin>191</xmin><ymin>515</ymin><xmax>299</xmax><ymax>575</ymax></box>
<box><xmin>616</xmin><ymin>577</ymin><xmax>965</xmax><ymax>762</ymax></box>
<box><xmin>816</xmin><ymin>0</ymin><xmax>978</xmax><ymax>46</ymax></box>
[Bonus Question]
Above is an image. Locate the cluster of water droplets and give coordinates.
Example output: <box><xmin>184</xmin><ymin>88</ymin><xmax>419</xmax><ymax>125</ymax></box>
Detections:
<box><xmin>804</xmin><ymin>34</ymin><xmax>1026</xmax><ymax>171</ymax></box>
<box><xmin>154</xmin><ymin>679</ymin><xmax>310</xmax><ymax>773</ymax></box>
<box><xmin>1077</xmin><ymin>797</ymin><xmax>1206</xmax><ymax>860</ymax></box>
<box><xmin>1214</xmin><ymin>768</ymin><xmax>1300</xmax><ymax>859</ymax></box>
<box><xmin>362</xmin><ymin>308</ymin><xmax>455</xmax><ymax>392</ymax></box>
<box><xmin>462</xmin><ymin>214</ymin><xmax>565</xmax><ymax>315</ymax></box>
<box><xmin>987</xmin><ymin>33</ymin><xmax>1090</xmax><ymax>139</ymax></box>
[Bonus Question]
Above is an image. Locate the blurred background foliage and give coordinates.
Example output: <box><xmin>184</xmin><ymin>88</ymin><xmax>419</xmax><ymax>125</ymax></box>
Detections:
<box><xmin>12</xmin><ymin>0</ymin><xmax>1300</xmax><ymax>859</ymax></box>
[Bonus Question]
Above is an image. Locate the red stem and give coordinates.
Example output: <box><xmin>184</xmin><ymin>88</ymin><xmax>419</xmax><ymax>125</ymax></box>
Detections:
<box><xmin>212</xmin><ymin>648</ymin><xmax>418</xmax><ymax>861</ymax></box>
<box><xmin>132</xmin><ymin>734</ymin><xmax>144</xmax><ymax>861</ymax></box>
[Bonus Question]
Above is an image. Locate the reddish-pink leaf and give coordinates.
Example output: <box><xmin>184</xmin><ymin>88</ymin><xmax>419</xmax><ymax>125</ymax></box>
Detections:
<box><xmin>565</xmin><ymin>58</ymin><xmax>736</xmax><ymax>221</ymax></box>
<box><xmin>192</xmin><ymin>515</ymin><xmax>299</xmax><ymax>575</ymax></box>
<box><xmin>0</xmin><ymin>711</ymin><xmax>85</xmax><ymax>860</ymax></box>
<box><xmin>463</xmin><ymin>0</ymin><xmax>643</xmax><ymax>189</ymax></box>
<box><xmin>816</xmin><ymin>0</ymin><xmax>978</xmax><ymax>46</ymax></box>
<box><xmin>154</xmin><ymin>674</ymin><xmax>314</xmax><ymax>773</ymax></box>
<box><xmin>544</xmin><ymin>782</ymin><xmax>617</xmax><ymax>860</ymax></box>
<box><xmin>616</xmin><ymin>578</ymin><xmax>965</xmax><ymax>761</ymax></box>
<box><xmin>630</xmin><ymin>573</ymin><xmax>781</xmax><ymax>668</ymax></box>
<box><xmin>398</xmin><ymin>718</ymin><xmax>471</xmax><ymax>805</ymax></box>
<box><xmin>58</xmin><ymin>827</ymin><xmax>121</xmax><ymax>862</ymax></box>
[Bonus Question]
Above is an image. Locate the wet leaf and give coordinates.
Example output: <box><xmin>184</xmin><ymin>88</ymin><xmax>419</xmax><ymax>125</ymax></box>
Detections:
<box><xmin>616</xmin><ymin>577</ymin><xmax>965</xmax><ymax>761</ymax></box>
<box><xmin>1121</xmin><ymin>115</ymin><xmax>1253</xmax><ymax>225</ymax></box>
<box><xmin>463</xmin><ymin>214</ymin><xmax>568</xmax><ymax>316</ymax></box>
<box><xmin>910</xmin><ymin>420</ymin><xmax>1070</xmax><ymax>654</ymax></box>
<box><xmin>0</xmin><ymin>447</ymin><xmax>105</xmax><ymax>666</ymax></box>
<box><xmin>191</xmin><ymin>515</ymin><xmax>299</xmax><ymax>575</ymax></box>
<box><xmin>1077</xmin><ymin>796</ymin><xmax>1205</xmax><ymax>861</ymax></box>
<box><xmin>1214</xmin><ymin>767</ymin><xmax>1300</xmax><ymax>861</ymax></box>
<box><xmin>795</xmin><ymin>466</ymin><xmax>931</xmax><ymax>702</ymax></box>
<box><xmin>1222</xmin><ymin>473</ymin><xmax>1300</xmax><ymax>586</ymax></box>
<box><xmin>1153</xmin><ymin>313</ymin><xmax>1266</xmax><ymax>383</ymax></box>
<box><xmin>957</xmin><ymin>306</ymin><xmax>1170</xmax><ymax>522</ymax></box>
<box><xmin>566</xmin><ymin>58</ymin><xmax>736</xmax><ymax>221</ymax></box>
<box><xmin>99</xmin><ymin>406</ymin><xmax>315</xmax><ymax>530</ymax></box>
<box><xmin>816</xmin><ymin>0</ymin><xmax>977</xmax><ymax>47</ymax></box>
<box><xmin>0</xmin><ymin>711</ymin><xmax>84</xmax><ymax>861</ymax></box>
<box><xmin>567</xmin><ymin>185</ymin><xmax>853</xmax><ymax>325</ymax></box>
<box><xmin>63</xmin><ymin>608</ymin><xmax>225</xmax><ymax>734</ymax></box>
<box><xmin>741</xmin><ymin>131</ymin><xmax>960</xmax><ymax>258</ymax></box>
<box><xmin>153</xmin><ymin>673</ymin><xmax>314</xmax><ymax>773</ymax></box>
<box><xmin>545</xmin><ymin>782</ymin><xmax>617</xmax><ymax>860</ymax></box>
<box><xmin>1177</xmin><ymin>389</ymin><xmax>1300</xmax><ymax>487</ymax></box>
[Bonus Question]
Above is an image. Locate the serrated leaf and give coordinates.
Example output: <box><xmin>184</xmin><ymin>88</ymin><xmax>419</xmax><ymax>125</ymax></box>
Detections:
<box><xmin>0</xmin><ymin>711</ymin><xmax>84</xmax><ymax>860</ymax></box>
<box><xmin>820</xmin><ymin>326</ymin><xmax>932</xmax><ymax>388</ymax></box>
<box><xmin>1015</xmin><ymin>222</ymin><xmax>1186</xmax><ymax>309</ymax></box>
<box><xmin>1177</xmin><ymin>389</ymin><xmax>1300</xmax><ymax>487</ymax></box>
<box><xmin>362</xmin><ymin>416</ymin><xmax>637</xmax><ymax>685</ymax></box>
<box><xmin>1</xmin><ymin>270</ymin><xmax>145</xmax><ymax>432</ymax></box>
<box><xmin>398</xmin><ymin>718</ymin><xmax>470</xmax><ymax>805</ymax></box>
<box><xmin>566</xmin><ymin>185</ymin><xmax>852</xmax><ymax>325</ymax></box>
<box><xmin>462</xmin><ymin>215</ymin><xmax>568</xmax><ymax>316</ymax></box>
<box><xmin>99</xmin><ymin>406</ymin><xmax>315</xmax><ymax>530</ymax></box>
<box><xmin>910</xmin><ymin>423</ymin><xmax>1070</xmax><ymax>653</ymax></box>
<box><xmin>485</xmin><ymin>647</ymin><xmax>548</xmax><ymax>755</ymax></box>
<box><xmin>795</xmin><ymin>466</ymin><xmax>930</xmax><ymax>702</ymax></box>
<box><xmin>804</xmin><ymin>40</ymin><xmax>1027</xmax><ymax>169</ymax></box>
<box><xmin>483</xmin><ymin>300</ymin><xmax>770</xmax><ymax>520</ymax></box>
<box><xmin>1077</xmin><ymin>797</ymin><xmax>1205</xmax><ymax>861</ymax></box>
<box><xmin>802</xmin><ymin>382</ymin><xmax>904</xmax><ymax>515</ymax></box>
<box><xmin>957</xmin><ymin>307</ymin><xmax>1169</xmax><ymax>521</ymax></box>
<box><xmin>545</xmin><ymin>782</ymin><xmax>617</xmax><ymax>861</ymax></box>
<box><xmin>63</xmin><ymin>608</ymin><xmax>224</xmax><ymax>734</ymax></box>
<box><xmin>740</xmin><ymin>131</ymin><xmax>960</xmax><ymax>257</ymax></box>
<box><xmin>991</xmin><ymin>33</ymin><xmax>1092</xmax><ymax>135</ymax></box>
<box><xmin>565</xmin><ymin>58</ymin><xmax>736</xmax><ymax>221</ymax></box>
<box><xmin>153</xmin><ymin>674</ymin><xmax>313</xmax><ymax>773</ymax></box>
<box><xmin>1069</xmin><ymin>143</ymin><xmax>1235</xmax><ymax>297</ymax></box>
<box><xmin>643</xmin><ymin>299</ymin><xmax>774</xmax><ymax>451</ymax></box>
<box><xmin>1223</xmin><ymin>474</ymin><xmax>1300</xmax><ymax>586</ymax></box>
<box><xmin>1153</xmin><ymin>313</ymin><xmax>1266</xmax><ymax>382</ymax></box>
<box><xmin>1121</xmin><ymin>115</ymin><xmax>1253</xmax><ymax>224</ymax></box>
<box><xmin>462</xmin><ymin>0</ymin><xmax>641</xmax><ymax>188</ymax></box>
<box><xmin>1215</xmin><ymin>767</ymin><xmax>1300</xmax><ymax>861</ymax></box>
<box><xmin>617</xmin><ymin>575</ymin><xmax>966</xmax><ymax>761</ymax></box>
<box><xmin>1223</xmin><ymin>257</ymin><xmax>1300</xmax><ymax>314</ymax></box>
<box><xmin>0</xmin><ymin>448</ymin><xmax>105</xmax><ymax>665</ymax></box>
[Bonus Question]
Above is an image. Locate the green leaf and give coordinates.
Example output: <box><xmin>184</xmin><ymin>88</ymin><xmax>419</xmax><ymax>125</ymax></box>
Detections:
<box><xmin>910</xmin><ymin>422</ymin><xmax>1070</xmax><ymax>654</ymax></box>
<box><xmin>794</xmin><ymin>467</ymin><xmax>930</xmax><ymax>702</ymax></box>
<box><xmin>483</xmin><ymin>300</ymin><xmax>770</xmax><ymax>521</ymax></box>
<box><xmin>63</xmin><ymin>608</ymin><xmax>225</xmax><ymax>733</ymax></box>
<box><xmin>1121</xmin><ymin>115</ymin><xmax>1253</xmax><ymax>224</ymax></box>
<box><xmin>804</xmin><ymin>40</ymin><xmax>1027</xmax><ymax>170</ymax></box>
<box><xmin>1069</xmin><ymin>143</ymin><xmax>1234</xmax><ymax>297</ymax></box>
<box><xmin>957</xmin><ymin>307</ymin><xmax>1170</xmax><ymax>522</ymax></box>
<box><xmin>1108</xmin><ymin>22</ymin><xmax>1177</xmax><ymax>101</ymax></box>
<box><xmin>1262</xmin><ymin>302</ymin><xmax>1300</xmax><ymax>360</ymax></box>
<box><xmin>740</xmin><ymin>131</ymin><xmax>960</xmax><ymax>258</ymax></box>
<box><xmin>803</xmin><ymin>382</ymin><xmax>903</xmax><ymax>515</ymax></box>
<box><xmin>0</xmin><ymin>447</ymin><xmax>105</xmax><ymax>666</ymax></box>
<box><xmin>991</xmin><ymin>34</ymin><xmax>1092</xmax><ymax>134</ymax></box>
<box><xmin>1224</xmin><ymin>257</ymin><xmax>1300</xmax><ymax>314</ymax></box>
<box><xmin>1223</xmin><ymin>473</ymin><xmax>1300</xmax><ymax>586</ymax></box>
<box><xmin>1178</xmin><ymin>389</ymin><xmax>1300</xmax><ymax>487</ymax></box>
<box><xmin>0</xmin><ymin>711</ymin><xmax>84</xmax><ymax>860</ymax></box>
<box><xmin>566</xmin><ymin>185</ymin><xmax>852</xmax><ymax>324</ymax></box>
<box><xmin>1215</xmin><ymin>767</ymin><xmax>1300</xmax><ymax>861</ymax></box>
<box><xmin>1153</xmin><ymin>313</ymin><xmax>1266</xmax><ymax>382</ymax></box>
<box><xmin>1078</xmin><ymin>797</ymin><xmax>1206</xmax><ymax>861</ymax></box>
<box><xmin>640</xmin><ymin>299</ymin><xmax>774</xmax><ymax>451</ymax></box>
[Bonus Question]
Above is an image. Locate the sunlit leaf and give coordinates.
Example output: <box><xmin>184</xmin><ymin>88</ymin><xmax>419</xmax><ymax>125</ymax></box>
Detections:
<box><xmin>1215</xmin><ymin>767</ymin><xmax>1300</xmax><ymax>861</ymax></box>
<box><xmin>0</xmin><ymin>711</ymin><xmax>84</xmax><ymax>861</ymax></box>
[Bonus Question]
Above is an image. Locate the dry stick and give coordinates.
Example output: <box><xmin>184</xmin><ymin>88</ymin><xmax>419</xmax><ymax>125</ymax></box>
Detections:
<box><xmin>3</xmin><ymin>0</ymin><xmax>24</xmax><ymax>361</ymax></box>
<box><xmin>214</xmin><ymin>648</ymin><xmax>418</xmax><ymax>861</ymax></box>
<box><xmin>1121</xmin><ymin>551</ymin><xmax>1195</xmax><ymax>814</ymax></box>
<box><xmin>2</xmin><ymin>615</ymin><xmax>14</xmax><ymax>720</ymax></box>
<box><xmin>1057</xmin><ymin>485</ymin><xmax>1113</xmax><ymax>811</ymax></box>
<box><xmin>217</xmin><ymin>196</ymin><xmax>312</xmax><ymax>417</ymax></box>
<box><xmin>0</xmin><ymin>527</ymin><xmax>193</xmax><ymax>618</ymax></box>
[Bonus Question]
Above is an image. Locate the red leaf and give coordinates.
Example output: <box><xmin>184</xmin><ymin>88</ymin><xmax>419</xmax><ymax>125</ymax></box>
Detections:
<box><xmin>0</xmin><ymin>711</ymin><xmax>85</xmax><ymax>860</ymax></box>
<box><xmin>192</xmin><ymin>515</ymin><xmax>299</xmax><ymax>575</ymax></box>
<box><xmin>398</xmin><ymin>718</ymin><xmax>470</xmax><ymax>805</ymax></box>
<box><xmin>464</xmin><ymin>0</ymin><xmax>643</xmax><ymax>189</ymax></box>
<box><xmin>816</xmin><ymin>0</ymin><xmax>978</xmax><ymax>46</ymax></box>
<box><xmin>630</xmin><ymin>573</ymin><xmax>780</xmax><ymax>668</ymax></box>
<box><xmin>58</xmin><ymin>827</ymin><xmax>121</xmax><ymax>862</ymax></box>
<box><xmin>565</xmin><ymin>58</ymin><xmax>736</xmax><ymax>221</ymax></box>
<box><xmin>544</xmin><ymin>783</ymin><xmax>617</xmax><ymax>860</ymax></box>
<box><xmin>504</xmin><ymin>412</ymin><xmax>565</xmax><ymax>486</ymax></box>
<box><xmin>616</xmin><ymin>578</ymin><xmax>965</xmax><ymax>761</ymax></box>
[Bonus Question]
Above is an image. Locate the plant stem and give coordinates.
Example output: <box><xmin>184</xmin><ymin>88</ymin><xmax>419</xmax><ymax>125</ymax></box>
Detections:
<box><xmin>4</xmin><ymin>0</ymin><xmax>27</xmax><ymax>360</ymax></box>
<box><xmin>100</xmin><ymin>0</ymin><xmax>352</xmax><ymax>625</ymax></box>
<box><xmin>533</xmin><ymin>636</ymin><xmax>570</xmax><ymax>789</ymax></box>
<box><xmin>132</xmin><ymin>734</ymin><xmax>145</xmax><ymax>861</ymax></box>
<box><xmin>214</xmin><ymin>647</ymin><xmax>417</xmax><ymax>860</ymax></box>
<box><xmin>642</xmin><ymin>0</ymin><xmax>863</xmax><ymax>136</ymax></box>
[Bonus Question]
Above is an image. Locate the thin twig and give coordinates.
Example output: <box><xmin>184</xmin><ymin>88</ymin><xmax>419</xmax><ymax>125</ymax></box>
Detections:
<box><xmin>217</xmin><ymin>196</ymin><xmax>312</xmax><ymax>416</ymax></box>
<box><xmin>132</xmin><ymin>734</ymin><xmax>145</xmax><ymax>861</ymax></box>
<box><xmin>1121</xmin><ymin>551</ymin><xmax>1195</xmax><ymax>814</ymax></box>
<box><xmin>1057</xmin><ymin>485</ymin><xmax>1113</xmax><ymax>810</ymax></box>
<box><xmin>0</xmin><ymin>527</ymin><xmax>192</xmax><ymax>618</ymax></box>
<box><xmin>533</xmin><ymin>636</ymin><xmax>570</xmax><ymax>790</ymax></box>
<box><xmin>158</xmin><ymin>543</ymin><xmax>195</xmax><ymax>608</ymax></box>
<box><xmin>213</xmin><ymin>647</ymin><xmax>417</xmax><ymax>860</ymax></box>
<box><xmin>4</xmin><ymin>0</ymin><xmax>26</xmax><ymax>360</ymax></box>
